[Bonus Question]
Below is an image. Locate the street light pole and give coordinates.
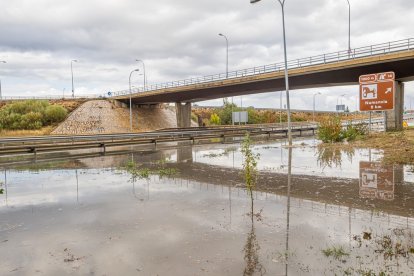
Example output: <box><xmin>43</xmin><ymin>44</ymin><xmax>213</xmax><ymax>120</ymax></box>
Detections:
<box><xmin>71</xmin><ymin>60</ymin><xmax>78</xmax><ymax>98</ymax></box>
<box><xmin>0</xmin><ymin>61</ymin><xmax>6</xmax><ymax>100</ymax></box>
<box><xmin>129</xmin><ymin>69</ymin><xmax>140</xmax><ymax>132</ymax></box>
<box><xmin>346</xmin><ymin>0</ymin><xmax>351</xmax><ymax>54</ymax></box>
<box><xmin>280</xmin><ymin>91</ymin><xmax>283</xmax><ymax>124</ymax></box>
<box><xmin>219</xmin><ymin>33</ymin><xmax>234</xmax><ymax>125</ymax></box>
<box><xmin>251</xmin><ymin>0</ymin><xmax>292</xmax><ymax>146</ymax></box>
<box><xmin>218</xmin><ymin>33</ymin><xmax>229</xmax><ymax>79</ymax></box>
<box><xmin>135</xmin><ymin>59</ymin><xmax>146</xmax><ymax>90</ymax></box>
<box><xmin>313</xmin><ymin>92</ymin><xmax>321</xmax><ymax>122</ymax></box>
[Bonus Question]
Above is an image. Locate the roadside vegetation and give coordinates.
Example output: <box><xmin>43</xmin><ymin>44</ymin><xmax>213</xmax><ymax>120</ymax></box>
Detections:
<box><xmin>195</xmin><ymin>99</ymin><xmax>308</xmax><ymax>126</ymax></box>
<box><xmin>193</xmin><ymin>99</ymin><xmax>372</xmax><ymax>127</ymax></box>
<box><xmin>0</xmin><ymin>100</ymin><xmax>68</xmax><ymax>132</ymax></box>
<box><xmin>317</xmin><ymin>116</ymin><xmax>367</xmax><ymax>143</ymax></box>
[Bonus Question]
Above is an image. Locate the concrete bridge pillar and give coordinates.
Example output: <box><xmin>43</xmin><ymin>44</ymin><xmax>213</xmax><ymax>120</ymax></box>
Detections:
<box><xmin>385</xmin><ymin>82</ymin><xmax>404</xmax><ymax>131</ymax></box>
<box><xmin>175</xmin><ymin>102</ymin><xmax>192</xmax><ymax>128</ymax></box>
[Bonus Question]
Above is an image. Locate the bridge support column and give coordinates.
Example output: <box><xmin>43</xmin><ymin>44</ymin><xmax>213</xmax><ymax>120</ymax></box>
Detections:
<box><xmin>385</xmin><ymin>82</ymin><xmax>404</xmax><ymax>131</ymax></box>
<box><xmin>176</xmin><ymin>102</ymin><xmax>192</xmax><ymax>128</ymax></box>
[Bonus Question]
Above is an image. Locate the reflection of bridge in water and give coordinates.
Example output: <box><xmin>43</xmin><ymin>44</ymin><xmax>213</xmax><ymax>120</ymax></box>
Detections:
<box><xmin>2</xmin><ymin>144</ymin><xmax>413</xmax><ymax>224</ymax></box>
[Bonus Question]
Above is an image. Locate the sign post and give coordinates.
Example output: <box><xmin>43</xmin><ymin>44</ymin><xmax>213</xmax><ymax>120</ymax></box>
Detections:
<box><xmin>359</xmin><ymin>72</ymin><xmax>395</xmax><ymax>112</ymax></box>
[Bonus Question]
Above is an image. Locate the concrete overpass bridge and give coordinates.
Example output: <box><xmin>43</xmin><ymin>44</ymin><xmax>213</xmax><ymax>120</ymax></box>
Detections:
<box><xmin>110</xmin><ymin>38</ymin><xmax>414</xmax><ymax>130</ymax></box>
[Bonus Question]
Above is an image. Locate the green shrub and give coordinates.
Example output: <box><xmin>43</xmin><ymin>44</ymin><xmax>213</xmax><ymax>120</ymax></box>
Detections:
<box><xmin>318</xmin><ymin>117</ymin><xmax>367</xmax><ymax>143</ymax></box>
<box><xmin>343</xmin><ymin>123</ymin><xmax>367</xmax><ymax>141</ymax></box>
<box><xmin>0</xmin><ymin>100</ymin><xmax>68</xmax><ymax>130</ymax></box>
<box><xmin>20</xmin><ymin>112</ymin><xmax>43</xmax><ymax>129</ymax></box>
<box><xmin>318</xmin><ymin>116</ymin><xmax>344</xmax><ymax>143</ymax></box>
<box><xmin>44</xmin><ymin>105</ymin><xmax>67</xmax><ymax>124</ymax></box>
<box><xmin>210</xmin><ymin>113</ymin><xmax>221</xmax><ymax>125</ymax></box>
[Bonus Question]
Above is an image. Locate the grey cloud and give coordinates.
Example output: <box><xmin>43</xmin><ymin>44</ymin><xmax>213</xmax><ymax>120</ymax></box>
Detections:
<box><xmin>0</xmin><ymin>0</ymin><xmax>413</xmax><ymax>110</ymax></box>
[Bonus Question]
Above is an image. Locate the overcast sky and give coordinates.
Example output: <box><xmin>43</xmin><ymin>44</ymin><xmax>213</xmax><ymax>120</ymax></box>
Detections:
<box><xmin>0</xmin><ymin>0</ymin><xmax>413</xmax><ymax>111</ymax></box>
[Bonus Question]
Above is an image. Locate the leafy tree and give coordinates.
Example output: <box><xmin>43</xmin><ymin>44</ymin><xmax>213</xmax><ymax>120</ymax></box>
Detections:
<box><xmin>210</xmin><ymin>113</ymin><xmax>221</xmax><ymax>125</ymax></box>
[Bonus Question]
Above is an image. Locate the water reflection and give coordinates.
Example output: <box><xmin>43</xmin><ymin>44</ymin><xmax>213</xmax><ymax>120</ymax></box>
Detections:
<box><xmin>317</xmin><ymin>144</ymin><xmax>355</xmax><ymax>169</ymax></box>
<box><xmin>243</xmin><ymin>191</ymin><xmax>264</xmax><ymax>276</ymax></box>
<box><xmin>359</xmin><ymin>161</ymin><xmax>395</xmax><ymax>201</ymax></box>
<box><xmin>2</xmin><ymin>141</ymin><xmax>414</xmax><ymax>274</ymax></box>
<box><xmin>285</xmin><ymin>147</ymin><xmax>292</xmax><ymax>276</ymax></box>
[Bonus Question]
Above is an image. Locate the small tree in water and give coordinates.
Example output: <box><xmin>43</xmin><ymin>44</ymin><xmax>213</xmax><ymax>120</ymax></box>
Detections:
<box><xmin>241</xmin><ymin>133</ymin><xmax>260</xmax><ymax>197</ymax></box>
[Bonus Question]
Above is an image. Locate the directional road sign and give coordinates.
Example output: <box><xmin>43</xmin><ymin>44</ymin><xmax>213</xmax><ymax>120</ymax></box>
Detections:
<box><xmin>359</xmin><ymin>72</ymin><xmax>395</xmax><ymax>111</ymax></box>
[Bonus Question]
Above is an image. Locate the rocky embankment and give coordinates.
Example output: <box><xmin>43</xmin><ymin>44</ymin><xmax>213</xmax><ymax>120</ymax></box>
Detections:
<box><xmin>52</xmin><ymin>100</ymin><xmax>180</xmax><ymax>135</ymax></box>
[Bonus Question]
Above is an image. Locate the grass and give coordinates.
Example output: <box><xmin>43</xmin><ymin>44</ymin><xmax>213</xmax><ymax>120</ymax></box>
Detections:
<box><xmin>0</xmin><ymin>126</ymin><xmax>55</xmax><ymax>137</ymax></box>
<box><xmin>124</xmin><ymin>159</ymin><xmax>179</xmax><ymax>180</ymax></box>
<box><xmin>351</xmin><ymin>129</ymin><xmax>414</xmax><ymax>164</ymax></box>
<box><xmin>315</xmin><ymin>128</ymin><xmax>414</xmax><ymax>165</ymax></box>
<box><xmin>322</xmin><ymin>246</ymin><xmax>350</xmax><ymax>260</ymax></box>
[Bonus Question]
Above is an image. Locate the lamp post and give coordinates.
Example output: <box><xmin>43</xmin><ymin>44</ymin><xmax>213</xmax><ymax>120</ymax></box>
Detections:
<box><xmin>251</xmin><ymin>0</ymin><xmax>292</xmax><ymax>146</ymax></box>
<box><xmin>219</xmin><ymin>33</ymin><xmax>234</xmax><ymax>125</ymax></box>
<box><xmin>71</xmin><ymin>60</ymin><xmax>78</xmax><ymax>98</ymax></box>
<box><xmin>135</xmin><ymin>59</ymin><xmax>146</xmax><ymax>90</ymax></box>
<box><xmin>0</xmin><ymin>61</ymin><xmax>6</xmax><ymax>100</ymax></box>
<box><xmin>218</xmin><ymin>33</ymin><xmax>229</xmax><ymax>79</ymax></box>
<box><xmin>313</xmin><ymin>92</ymin><xmax>321</xmax><ymax>122</ymax></box>
<box><xmin>346</xmin><ymin>0</ymin><xmax>351</xmax><ymax>55</ymax></box>
<box><xmin>129</xmin><ymin>69</ymin><xmax>140</xmax><ymax>132</ymax></box>
<box><xmin>280</xmin><ymin>91</ymin><xmax>283</xmax><ymax>124</ymax></box>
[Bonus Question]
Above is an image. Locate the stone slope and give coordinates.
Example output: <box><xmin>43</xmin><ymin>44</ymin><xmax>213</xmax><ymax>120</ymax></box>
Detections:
<box><xmin>52</xmin><ymin>100</ymin><xmax>180</xmax><ymax>135</ymax></box>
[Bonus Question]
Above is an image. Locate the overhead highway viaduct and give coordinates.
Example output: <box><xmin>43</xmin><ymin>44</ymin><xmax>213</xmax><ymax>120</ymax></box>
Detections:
<box><xmin>112</xmin><ymin>38</ymin><xmax>414</xmax><ymax>130</ymax></box>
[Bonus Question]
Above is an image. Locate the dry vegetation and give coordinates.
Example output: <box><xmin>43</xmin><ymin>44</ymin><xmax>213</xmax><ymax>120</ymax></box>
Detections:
<box><xmin>318</xmin><ymin>128</ymin><xmax>414</xmax><ymax>165</ymax></box>
<box><xmin>0</xmin><ymin>126</ymin><xmax>55</xmax><ymax>137</ymax></box>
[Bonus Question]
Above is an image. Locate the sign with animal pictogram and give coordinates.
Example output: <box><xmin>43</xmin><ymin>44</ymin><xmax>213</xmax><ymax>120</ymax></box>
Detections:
<box><xmin>359</xmin><ymin>72</ymin><xmax>395</xmax><ymax>111</ymax></box>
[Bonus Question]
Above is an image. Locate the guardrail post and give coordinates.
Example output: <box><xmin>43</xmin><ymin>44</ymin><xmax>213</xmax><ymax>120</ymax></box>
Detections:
<box><xmin>323</xmin><ymin>54</ymin><xmax>326</xmax><ymax>64</ymax></box>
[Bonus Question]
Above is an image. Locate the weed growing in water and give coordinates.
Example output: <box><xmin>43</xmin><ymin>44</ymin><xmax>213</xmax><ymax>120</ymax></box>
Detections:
<box><xmin>241</xmin><ymin>133</ymin><xmax>260</xmax><ymax>196</ymax></box>
<box><xmin>124</xmin><ymin>158</ymin><xmax>179</xmax><ymax>180</ymax></box>
<box><xmin>322</xmin><ymin>246</ymin><xmax>350</xmax><ymax>260</ymax></box>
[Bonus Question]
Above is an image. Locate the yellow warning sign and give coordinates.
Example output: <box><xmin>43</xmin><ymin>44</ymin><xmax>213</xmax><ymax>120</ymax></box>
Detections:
<box><xmin>403</xmin><ymin>121</ymin><xmax>409</xmax><ymax>128</ymax></box>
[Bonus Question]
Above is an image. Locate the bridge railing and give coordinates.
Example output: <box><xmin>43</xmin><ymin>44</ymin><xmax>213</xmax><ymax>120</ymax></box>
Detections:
<box><xmin>109</xmin><ymin>38</ymin><xmax>414</xmax><ymax>98</ymax></box>
<box><xmin>0</xmin><ymin>95</ymin><xmax>98</xmax><ymax>101</ymax></box>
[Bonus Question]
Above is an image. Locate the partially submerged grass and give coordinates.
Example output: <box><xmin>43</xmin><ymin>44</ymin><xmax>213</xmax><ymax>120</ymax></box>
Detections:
<box><xmin>124</xmin><ymin>159</ymin><xmax>179</xmax><ymax>180</ymax></box>
<box><xmin>322</xmin><ymin>246</ymin><xmax>350</xmax><ymax>260</ymax></box>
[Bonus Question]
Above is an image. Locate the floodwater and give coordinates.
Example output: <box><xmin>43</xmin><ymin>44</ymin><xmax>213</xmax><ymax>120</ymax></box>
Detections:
<box><xmin>1</xmin><ymin>138</ymin><xmax>414</xmax><ymax>275</ymax></box>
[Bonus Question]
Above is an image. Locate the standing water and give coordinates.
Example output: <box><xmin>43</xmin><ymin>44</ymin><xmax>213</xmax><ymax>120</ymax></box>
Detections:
<box><xmin>0</xmin><ymin>138</ymin><xmax>413</xmax><ymax>275</ymax></box>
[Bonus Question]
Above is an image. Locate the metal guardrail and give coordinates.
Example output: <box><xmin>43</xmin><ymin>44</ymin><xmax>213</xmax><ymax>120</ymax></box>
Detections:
<box><xmin>0</xmin><ymin>123</ymin><xmax>317</xmax><ymax>155</ymax></box>
<box><xmin>110</xmin><ymin>38</ymin><xmax>414</xmax><ymax>97</ymax></box>
<box><xmin>340</xmin><ymin>113</ymin><xmax>414</xmax><ymax>132</ymax></box>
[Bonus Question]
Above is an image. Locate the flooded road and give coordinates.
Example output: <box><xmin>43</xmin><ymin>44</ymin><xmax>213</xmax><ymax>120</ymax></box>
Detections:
<box><xmin>1</xmin><ymin>138</ymin><xmax>414</xmax><ymax>275</ymax></box>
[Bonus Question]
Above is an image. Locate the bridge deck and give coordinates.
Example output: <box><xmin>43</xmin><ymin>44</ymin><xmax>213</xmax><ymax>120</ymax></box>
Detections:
<box><xmin>111</xmin><ymin>38</ymin><xmax>414</xmax><ymax>104</ymax></box>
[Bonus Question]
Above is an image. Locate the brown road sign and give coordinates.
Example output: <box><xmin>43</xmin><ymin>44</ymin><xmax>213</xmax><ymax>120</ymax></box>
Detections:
<box><xmin>359</xmin><ymin>72</ymin><xmax>395</xmax><ymax>111</ymax></box>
